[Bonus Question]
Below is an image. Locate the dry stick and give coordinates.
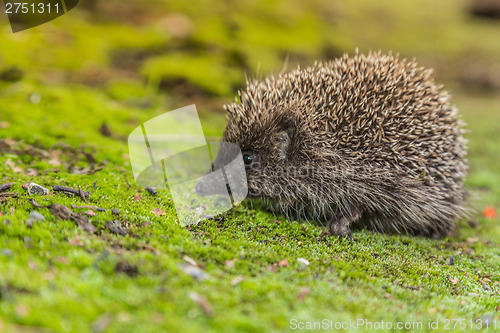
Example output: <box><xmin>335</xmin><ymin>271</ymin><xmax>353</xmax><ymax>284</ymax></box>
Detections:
<box><xmin>29</xmin><ymin>199</ymin><xmax>49</xmax><ymax>208</ymax></box>
<box><xmin>78</xmin><ymin>185</ymin><xmax>87</xmax><ymax>203</ymax></box>
<box><xmin>29</xmin><ymin>199</ymin><xmax>96</xmax><ymax>234</ymax></box>
<box><xmin>71</xmin><ymin>204</ymin><xmax>106</xmax><ymax>212</ymax></box>
<box><xmin>0</xmin><ymin>192</ymin><xmax>18</xmax><ymax>198</ymax></box>
<box><xmin>53</xmin><ymin>185</ymin><xmax>90</xmax><ymax>197</ymax></box>
<box><xmin>0</xmin><ymin>183</ymin><xmax>12</xmax><ymax>193</ymax></box>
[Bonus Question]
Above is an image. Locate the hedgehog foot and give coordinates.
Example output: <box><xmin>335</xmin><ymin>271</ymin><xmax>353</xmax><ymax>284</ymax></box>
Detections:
<box><xmin>327</xmin><ymin>209</ymin><xmax>362</xmax><ymax>238</ymax></box>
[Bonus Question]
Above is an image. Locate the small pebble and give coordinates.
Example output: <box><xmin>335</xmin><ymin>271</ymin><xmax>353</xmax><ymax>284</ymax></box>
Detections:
<box><xmin>29</xmin><ymin>92</ymin><xmax>41</xmax><ymax>104</ymax></box>
<box><xmin>145</xmin><ymin>186</ymin><xmax>158</xmax><ymax>196</ymax></box>
<box><xmin>297</xmin><ymin>258</ymin><xmax>310</xmax><ymax>267</ymax></box>
<box><xmin>179</xmin><ymin>263</ymin><xmax>211</xmax><ymax>281</ymax></box>
<box><xmin>27</xmin><ymin>182</ymin><xmax>50</xmax><ymax>196</ymax></box>
<box><xmin>29</xmin><ymin>211</ymin><xmax>46</xmax><ymax>221</ymax></box>
<box><xmin>1</xmin><ymin>248</ymin><xmax>13</xmax><ymax>257</ymax></box>
<box><xmin>111</xmin><ymin>209</ymin><xmax>120</xmax><ymax>215</ymax></box>
<box><xmin>26</xmin><ymin>218</ymin><xmax>35</xmax><ymax>228</ymax></box>
<box><xmin>446</xmin><ymin>256</ymin><xmax>455</xmax><ymax>266</ymax></box>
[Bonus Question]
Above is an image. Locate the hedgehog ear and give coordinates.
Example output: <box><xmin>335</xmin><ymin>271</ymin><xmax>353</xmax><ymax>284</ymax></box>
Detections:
<box><xmin>274</xmin><ymin>117</ymin><xmax>296</xmax><ymax>160</ymax></box>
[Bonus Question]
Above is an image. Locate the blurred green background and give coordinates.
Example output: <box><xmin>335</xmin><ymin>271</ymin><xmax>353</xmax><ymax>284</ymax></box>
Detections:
<box><xmin>1</xmin><ymin>0</ymin><xmax>500</xmax><ymax>332</ymax></box>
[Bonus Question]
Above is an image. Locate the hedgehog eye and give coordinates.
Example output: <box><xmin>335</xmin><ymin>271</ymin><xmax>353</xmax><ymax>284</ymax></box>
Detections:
<box><xmin>243</xmin><ymin>154</ymin><xmax>253</xmax><ymax>165</ymax></box>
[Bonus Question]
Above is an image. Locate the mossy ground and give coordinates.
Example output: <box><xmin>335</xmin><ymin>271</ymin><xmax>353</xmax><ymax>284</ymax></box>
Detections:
<box><xmin>1</xmin><ymin>0</ymin><xmax>500</xmax><ymax>332</ymax></box>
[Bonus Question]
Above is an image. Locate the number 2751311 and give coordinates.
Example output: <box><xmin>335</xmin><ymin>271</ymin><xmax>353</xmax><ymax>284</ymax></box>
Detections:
<box><xmin>5</xmin><ymin>2</ymin><xmax>61</xmax><ymax>14</ymax></box>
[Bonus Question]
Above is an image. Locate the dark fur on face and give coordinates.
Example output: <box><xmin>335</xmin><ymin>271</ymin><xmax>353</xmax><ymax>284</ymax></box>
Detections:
<box><xmin>218</xmin><ymin>51</ymin><xmax>468</xmax><ymax>238</ymax></box>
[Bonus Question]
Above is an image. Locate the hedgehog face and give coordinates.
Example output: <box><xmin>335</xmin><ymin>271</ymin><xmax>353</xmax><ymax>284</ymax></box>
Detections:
<box><xmin>219</xmin><ymin>113</ymin><xmax>305</xmax><ymax>201</ymax></box>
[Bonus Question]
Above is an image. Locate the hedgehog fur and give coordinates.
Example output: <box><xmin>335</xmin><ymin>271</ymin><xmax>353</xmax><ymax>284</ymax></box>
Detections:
<box><xmin>217</xmin><ymin>51</ymin><xmax>467</xmax><ymax>238</ymax></box>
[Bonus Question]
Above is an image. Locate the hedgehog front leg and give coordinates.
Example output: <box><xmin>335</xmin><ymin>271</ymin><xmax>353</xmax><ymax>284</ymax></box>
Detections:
<box><xmin>327</xmin><ymin>208</ymin><xmax>362</xmax><ymax>238</ymax></box>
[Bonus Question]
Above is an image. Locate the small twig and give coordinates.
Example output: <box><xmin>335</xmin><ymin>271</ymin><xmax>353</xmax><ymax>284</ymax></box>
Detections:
<box><xmin>29</xmin><ymin>199</ymin><xmax>50</xmax><ymax>208</ymax></box>
<box><xmin>71</xmin><ymin>204</ymin><xmax>106</xmax><ymax>212</ymax></box>
<box><xmin>29</xmin><ymin>199</ymin><xmax>96</xmax><ymax>234</ymax></box>
<box><xmin>53</xmin><ymin>185</ymin><xmax>91</xmax><ymax>198</ymax></box>
<box><xmin>124</xmin><ymin>179</ymin><xmax>141</xmax><ymax>191</ymax></box>
<box><xmin>87</xmin><ymin>166</ymin><xmax>104</xmax><ymax>175</ymax></box>
<box><xmin>0</xmin><ymin>183</ymin><xmax>12</xmax><ymax>192</ymax></box>
<box><xmin>105</xmin><ymin>220</ymin><xmax>128</xmax><ymax>236</ymax></box>
<box><xmin>0</xmin><ymin>192</ymin><xmax>18</xmax><ymax>198</ymax></box>
<box><xmin>78</xmin><ymin>185</ymin><xmax>87</xmax><ymax>203</ymax></box>
<box><xmin>93</xmin><ymin>180</ymin><xmax>97</xmax><ymax>191</ymax></box>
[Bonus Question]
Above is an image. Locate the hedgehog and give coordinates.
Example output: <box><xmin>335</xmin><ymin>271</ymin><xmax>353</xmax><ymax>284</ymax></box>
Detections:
<box><xmin>199</xmin><ymin>51</ymin><xmax>468</xmax><ymax>238</ymax></box>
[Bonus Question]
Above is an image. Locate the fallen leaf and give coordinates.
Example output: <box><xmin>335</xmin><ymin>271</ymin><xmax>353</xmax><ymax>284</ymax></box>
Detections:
<box><xmin>91</xmin><ymin>313</ymin><xmax>113</xmax><ymax>333</ymax></box>
<box><xmin>85</xmin><ymin>210</ymin><xmax>97</xmax><ymax>216</ymax></box>
<box><xmin>6</xmin><ymin>158</ymin><xmax>25</xmax><ymax>174</ymax></box>
<box><xmin>278</xmin><ymin>259</ymin><xmax>289</xmax><ymax>267</ymax></box>
<box><xmin>150</xmin><ymin>208</ymin><xmax>166</xmax><ymax>216</ymax></box>
<box><xmin>224</xmin><ymin>258</ymin><xmax>237</xmax><ymax>268</ymax></box>
<box><xmin>466</xmin><ymin>237</ymin><xmax>479</xmax><ymax>243</ymax></box>
<box><xmin>266</xmin><ymin>264</ymin><xmax>277</xmax><ymax>273</ymax></box>
<box><xmin>134</xmin><ymin>193</ymin><xmax>143</xmax><ymax>201</ymax></box>
<box><xmin>15</xmin><ymin>304</ymin><xmax>29</xmax><ymax>317</ymax></box>
<box><xmin>56</xmin><ymin>256</ymin><xmax>69</xmax><ymax>265</ymax></box>
<box><xmin>231</xmin><ymin>276</ymin><xmax>246</xmax><ymax>286</ymax></box>
<box><xmin>450</xmin><ymin>277</ymin><xmax>459</xmax><ymax>285</ymax></box>
<box><xmin>27</xmin><ymin>168</ymin><xmax>39</xmax><ymax>176</ymax></box>
<box><xmin>183</xmin><ymin>256</ymin><xmax>198</xmax><ymax>267</ymax></box>
<box><xmin>69</xmin><ymin>236</ymin><xmax>84</xmax><ymax>246</ymax></box>
<box><xmin>27</xmin><ymin>259</ymin><xmax>38</xmax><ymax>270</ymax></box>
<box><xmin>159</xmin><ymin>14</ymin><xmax>194</xmax><ymax>39</ymax></box>
<box><xmin>297</xmin><ymin>287</ymin><xmax>311</xmax><ymax>301</ymax></box>
<box><xmin>483</xmin><ymin>206</ymin><xmax>498</xmax><ymax>219</ymax></box>
<box><xmin>189</xmin><ymin>292</ymin><xmax>214</xmax><ymax>317</ymax></box>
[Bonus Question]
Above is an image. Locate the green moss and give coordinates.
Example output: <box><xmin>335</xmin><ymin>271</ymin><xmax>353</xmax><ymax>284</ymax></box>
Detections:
<box><xmin>1</xmin><ymin>0</ymin><xmax>500</xmax><ymax>332</ymax></box>
<box><xmin>141</xmin><ymin>53</ymin><xmax>243</xmax><ymax>96</ymax></box>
